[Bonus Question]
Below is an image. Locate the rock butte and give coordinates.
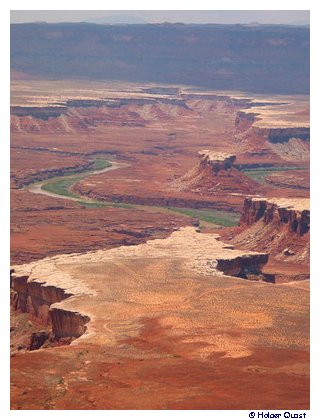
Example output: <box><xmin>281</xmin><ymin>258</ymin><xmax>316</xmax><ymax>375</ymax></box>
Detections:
<box><xmin>171</xmin><ymin>149</ymin><xmax>260</xmax><ymax>195</ymax></box>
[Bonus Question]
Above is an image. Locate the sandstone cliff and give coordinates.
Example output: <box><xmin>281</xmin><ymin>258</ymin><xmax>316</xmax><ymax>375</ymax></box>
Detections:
<box><xmin>240</xmin><ymin>197</ymin><xmax>310</xmax><ymax>237</ymax></box>
<box><xmin>11</xmin><ymin>264</ymin><xmax>92</xmax><ymax>345</ymax></box>
<box><xmin>171</xmin><ymin>150</ymin><xmax>261</xmax><ymax>195</ymax></box>
<box><xmin>253</xmin><ymin>126</ymin><xmax>310</xmax><ymax>144</ymax></box>
<box><xmin>231</xmin><ymin>197</ymin><xmax>310</xmax><ymax>263</ymax></box>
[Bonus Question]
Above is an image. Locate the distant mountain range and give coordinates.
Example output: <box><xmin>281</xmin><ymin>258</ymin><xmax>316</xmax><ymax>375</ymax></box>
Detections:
<box><xmin>86</xmin><ymin>14</ymin><xmax>147</xmax><ymax>24</ymax></box>
<box><xmin>11</xmin><ymin>23</ymin><xmax>309</xmax><ymax>94</ymax></box>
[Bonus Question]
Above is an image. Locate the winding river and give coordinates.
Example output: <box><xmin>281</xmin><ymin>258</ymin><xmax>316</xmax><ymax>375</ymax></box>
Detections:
<box><xmin>28</xmin><ymin>161</ymin><xmax>128</xmax><ymax>203</ymax></box>
<box><xmin>27</xmin><ymin>160</ymin><xmax>240</xmax><ymax>227</ymax></box>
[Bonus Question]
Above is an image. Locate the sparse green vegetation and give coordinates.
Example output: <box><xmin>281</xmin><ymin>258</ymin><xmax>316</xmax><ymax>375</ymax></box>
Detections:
<box><xmin>38</xmin><ymin>158</ymin><xmax>239</xmax><ymax>227</ymax></box>
<box><xmin>165</xmin><ymin>207</ymin><xmax>240</xmax><ymax>227</ymax></box>
<box><xmin>78</xmin><ymin>201</ymin><xmax>134</xmax><ymax>209</ymax></box>
<box><xmin>42</xmin><ymin>176</ymin><xmax>82</xmax><ymax>198</ymax></box>
<box><xmin>40</xmin><ymin>159</ymin><xmax>135</xmax><ymax>209</ymax></box>
<box><xmin>93</xmin><ymin>158</ymin><xmax>112</xmax><ymax>171</ymax></box>
<box><xmin>242</xmin><ymin>166</ymin><xmax>304</xmax><ymax>184</ymax></box>
<box><xmin>77</xmin><ymin>201</ymin><xmax>106</xmax><ymax>208</ymax></box>
<box><xmin>111</xmin><ymin>200</ymin><xmax>134</xmax><ymax>209</ymax></box>
<box><xmin>41</xmin><ymin>158</ymin><xmax>112</xmax><ymax>199</ymax></box>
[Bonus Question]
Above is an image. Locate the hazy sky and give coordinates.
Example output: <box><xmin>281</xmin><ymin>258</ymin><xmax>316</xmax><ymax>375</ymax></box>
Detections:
<box><xmin>10</xmin><ymin>10</ymin><xmax>310</xmax><ymax>25</ymax></box>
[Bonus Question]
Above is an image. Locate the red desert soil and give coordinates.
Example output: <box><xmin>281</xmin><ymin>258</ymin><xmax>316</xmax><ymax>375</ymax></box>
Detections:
<box><xmin>265</xmin><ymin>170</ymin><xmax>309</xmax><ymax>191</ymax></box>
<box><xmin>11</xmin><ymin>148</ymin><xmax>91</xmax><ymax>188</ymax></box>
<box><xmin>11</xmin><ymin>228</ymin><xmax>309</xmax><ymax>410</ymax></box>
<box><xmin>10</xmin><ymin>80</ymin><xmax>310</xmax><ymax>409</ymax></box>
<box><xmin>11</xmin><ymin>189</ymin><xmax>192</xmax><ymax>264</ymax></box>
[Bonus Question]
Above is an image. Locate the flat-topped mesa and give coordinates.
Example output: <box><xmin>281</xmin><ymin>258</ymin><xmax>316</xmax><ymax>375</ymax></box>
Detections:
<box><xmin>241</xmin><ymin>197</ymin><xmax>310</xmax><ymax>237</ymax></box>
<box><xmin>198</xmin><ymin>150</ymin><xmax>236</xmax><ymax>173</ymax></box>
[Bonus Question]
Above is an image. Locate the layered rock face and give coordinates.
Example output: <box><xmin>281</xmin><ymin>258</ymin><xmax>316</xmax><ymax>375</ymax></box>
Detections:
<box><xmin>198</xmin><ymin>150</ymin><xmax>236</xmax><ymax>173</ymax></box>
<box><xmin>241</xmin><ymin>197</ymin><xmax>310</xmax><ymax>237</ymax></box>
<box><xmin>50</xmin><ymin>308</ymin><xmax>90</xmax><ymax>341</ymax></box>
<box><xmin>254</xmin><ymin>126</ymin><xmax>310</xmax><ymax>144</ymax></box>
<box><xmin>171</xmin><ymin>150</ymin><xmax>260</xmax><ymax>195</ymax></box>
<box><xmin>216</xmin><ymin>254</ymin><xmax>268</xmax><ymax>278</ymax></box>
<box><xmin>233</xmin><ymin>96</ymin><xmax>310</xmax><ymax>163</ymax></box>
<box><xmin>11</xmin><ymin>272</ymin><xmax>71</xmax><ymax>324</ymax></box>
<box><xmin>227</xmin><ymin>196</ymin><xmax>310</xmax><ymax>267</ymax></box>
<box><xmin>11</xmin><ymin>265</ymin><xmax>92</xmax><ymax>343</ymax></box>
